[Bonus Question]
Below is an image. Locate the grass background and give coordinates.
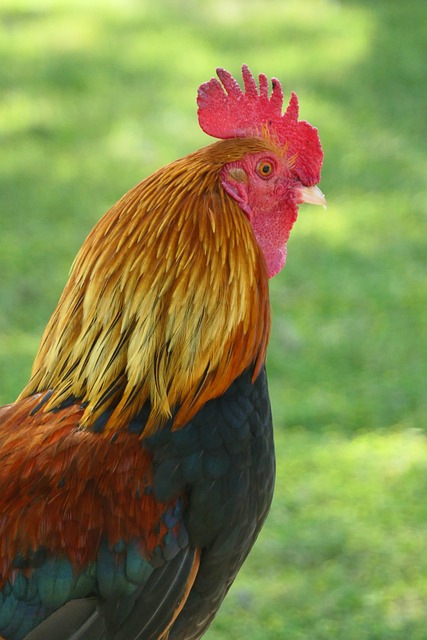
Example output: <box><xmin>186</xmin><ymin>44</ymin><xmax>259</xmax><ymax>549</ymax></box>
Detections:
<box><xmin>0</xmin><ymin>0</ymin><xmax>426</xmax><ymax>638</ymax></box>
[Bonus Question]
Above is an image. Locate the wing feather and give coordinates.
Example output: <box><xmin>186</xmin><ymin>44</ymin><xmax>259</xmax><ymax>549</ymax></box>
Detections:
<box><xmin>0</xmin><ymin>394</ymin><xmax>199</xmax><ymax>640</ymax></box>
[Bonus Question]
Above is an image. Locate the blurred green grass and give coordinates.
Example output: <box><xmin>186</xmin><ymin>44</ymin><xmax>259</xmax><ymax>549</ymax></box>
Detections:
<box><xmin>0</xmin><ymin>0</ymin><xmax>426</xmax><ymax>638</ymax></box>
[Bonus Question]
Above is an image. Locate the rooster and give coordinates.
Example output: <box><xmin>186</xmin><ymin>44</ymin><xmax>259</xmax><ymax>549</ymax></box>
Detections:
<box><xmin>0</xmin><ymin>65</ymin><xmax>324</xmax><ymax>640</ymax></box>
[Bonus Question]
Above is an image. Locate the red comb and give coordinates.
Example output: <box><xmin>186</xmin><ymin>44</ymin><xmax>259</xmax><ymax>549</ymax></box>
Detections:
<box><xmin>197</xmin><ymin>65</ymin><xmax>323</xmax><ymax>185</ymax></box>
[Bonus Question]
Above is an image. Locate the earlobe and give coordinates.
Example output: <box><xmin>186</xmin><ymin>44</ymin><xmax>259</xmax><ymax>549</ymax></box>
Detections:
<box><xmin>227</xmin><ymin>167</ymin><xmax>248</xmax><ymax>184</ymax></box>
<box><xmin>220</xmin><ymin>171</ymin><xmax>252</xmax><ymax>219</ymax></box>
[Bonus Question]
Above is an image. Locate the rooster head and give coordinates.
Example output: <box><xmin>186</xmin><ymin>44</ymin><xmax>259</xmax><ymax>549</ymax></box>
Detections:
<box><xmin>197</xmin><ymin>65</ymin><xmax>325</xmax><ymax>276</ymax></box>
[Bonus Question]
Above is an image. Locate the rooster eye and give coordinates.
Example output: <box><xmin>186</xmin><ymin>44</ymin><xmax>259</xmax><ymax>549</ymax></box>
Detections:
<box><xmin>256</xmin><ymin>160</ymin><xmax>274</xmax><ymax>179</ymax></box>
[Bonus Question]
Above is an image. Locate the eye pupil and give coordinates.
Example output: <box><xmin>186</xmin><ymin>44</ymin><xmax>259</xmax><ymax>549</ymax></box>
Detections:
<box><xmin>257</xmin><ymin>160</ymin><xmax>273</xmax><ymax>177</ymax></box>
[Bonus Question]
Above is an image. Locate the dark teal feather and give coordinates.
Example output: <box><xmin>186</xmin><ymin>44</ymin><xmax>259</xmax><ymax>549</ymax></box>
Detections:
<box><xmin>0</xmin><ymin>366</ymin><xmax>274</xmax><ymax>640</ymax></box>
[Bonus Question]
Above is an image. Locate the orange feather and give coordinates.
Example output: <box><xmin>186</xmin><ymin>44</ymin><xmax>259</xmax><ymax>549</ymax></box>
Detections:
<box><xmin>0</xmin><ymin>394</ymin><xmax>176</xmax><ymax>586</ymax></box>
<box><xmin>19</xmin><ymin>138</ymin><xmax>274</xmax><ymax>436</ymax></box>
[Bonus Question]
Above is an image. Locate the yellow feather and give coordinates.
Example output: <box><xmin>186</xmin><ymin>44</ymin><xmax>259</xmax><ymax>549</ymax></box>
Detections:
<box><xmin>19</xmin><ymin>138</ymin><xmax>273</xmax><ymax>435</ymax></box>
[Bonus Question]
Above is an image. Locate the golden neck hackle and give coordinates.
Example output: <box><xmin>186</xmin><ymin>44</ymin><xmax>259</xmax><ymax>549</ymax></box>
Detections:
<box><xmin>19</xmin><ymin>139</ymin><xmax>273</xmax><ymax>435</ymax></box>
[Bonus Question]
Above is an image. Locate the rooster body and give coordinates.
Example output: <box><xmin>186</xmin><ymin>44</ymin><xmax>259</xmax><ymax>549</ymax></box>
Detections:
<box><xmin>0</xmin><ymin>67</ymin><xmax>324</xmax><ymax>639</ymax></box>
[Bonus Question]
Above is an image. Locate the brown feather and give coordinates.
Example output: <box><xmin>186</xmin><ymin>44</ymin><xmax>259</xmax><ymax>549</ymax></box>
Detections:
<box><xmin>0</xmin><ymin>394</ymin><xmax>176</xmax><ymax>584</ymax></box>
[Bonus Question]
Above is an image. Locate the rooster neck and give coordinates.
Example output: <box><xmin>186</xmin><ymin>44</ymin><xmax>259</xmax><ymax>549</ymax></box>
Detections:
<box><xmin>20</xmin><ymin>140</ymin><xmax>272</xmax><ymax>436</ymax></box>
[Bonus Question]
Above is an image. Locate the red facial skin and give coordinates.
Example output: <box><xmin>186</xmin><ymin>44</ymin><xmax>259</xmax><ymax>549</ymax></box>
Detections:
<box><xmin>221</xmin><ymin>150</ymin><xmax>302</xmax><ymax>278</ymax></box>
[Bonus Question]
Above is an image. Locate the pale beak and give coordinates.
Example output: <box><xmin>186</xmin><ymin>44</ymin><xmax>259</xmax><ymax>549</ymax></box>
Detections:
<box><xmin>297</xmin><ymin>185</ymin><xmax>327</xmax><ymax>208</ymax></box>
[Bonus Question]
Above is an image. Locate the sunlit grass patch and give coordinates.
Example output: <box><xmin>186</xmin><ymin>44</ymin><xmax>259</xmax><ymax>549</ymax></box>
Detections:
<box><xmin>209</xmin><ymin>428</ymin><xmax>427</xmax><ymax>639</ymax></box>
